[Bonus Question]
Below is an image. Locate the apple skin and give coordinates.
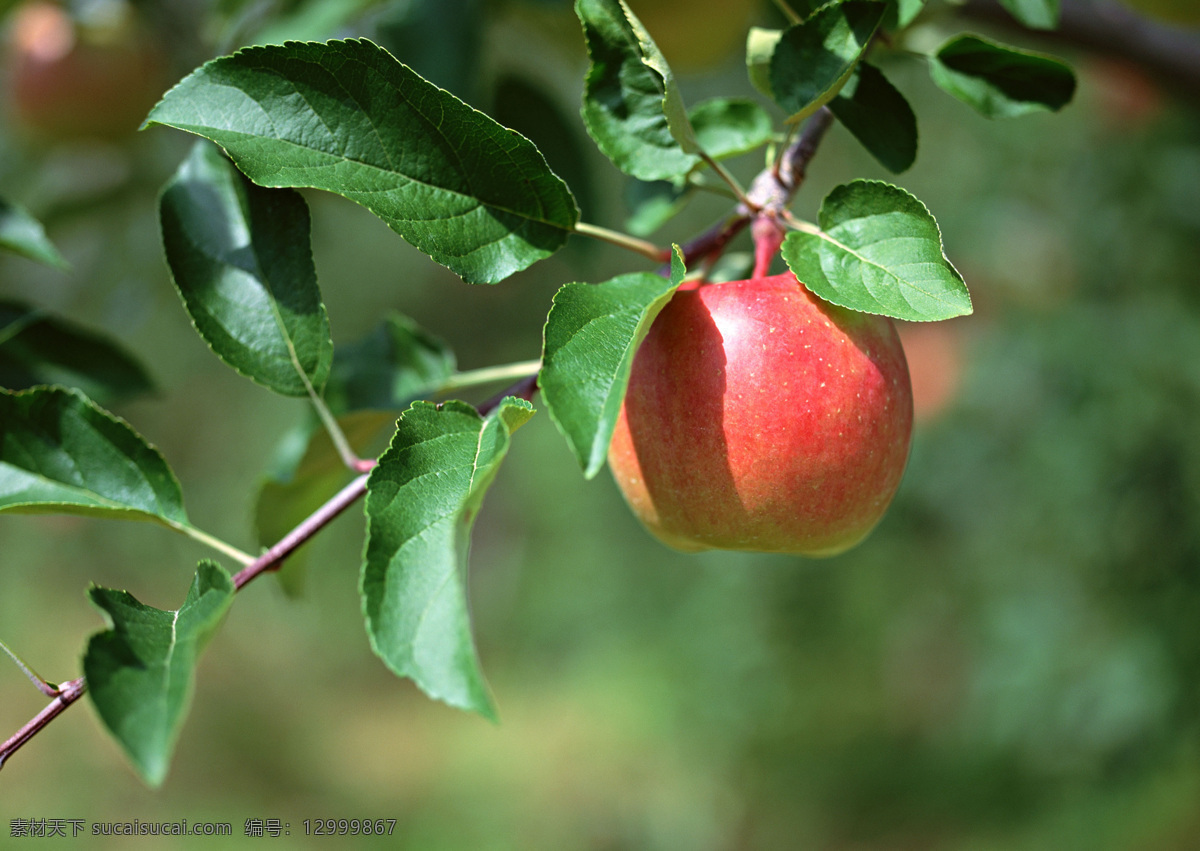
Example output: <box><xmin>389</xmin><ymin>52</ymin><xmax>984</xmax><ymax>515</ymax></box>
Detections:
<box><xmin>608</xmin><ymin>272</ymin><xmax>913</xmax><ymax>556</ymax></box>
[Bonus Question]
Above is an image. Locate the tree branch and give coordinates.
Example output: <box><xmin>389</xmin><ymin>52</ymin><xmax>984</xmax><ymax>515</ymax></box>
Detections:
<box><xmin>0</xmin><ymin>371</ymin><xmax>543</xmax><ymax>775</ymax></box>
<box><xmin>672</xmin><ymin>107</ymin><xmax>837</xmax><ymax>277</ymax></box>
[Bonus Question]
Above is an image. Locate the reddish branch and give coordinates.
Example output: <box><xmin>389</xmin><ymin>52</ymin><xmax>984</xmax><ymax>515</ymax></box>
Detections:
<box><xmin>678</xmin><ymin>106</ymin><xmax>836</xmax><ymax>276</ymax></box>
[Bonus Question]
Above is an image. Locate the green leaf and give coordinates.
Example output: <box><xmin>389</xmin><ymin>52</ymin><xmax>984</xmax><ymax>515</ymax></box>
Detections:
<box><xmin>746</xmin><ymin>27</ymin><xmax>782</xmax><ymax>99</ymax></box>
<box><xmin>883</xmin><ymin>0</ymin><xmax>927</xmax><ymax>30</ymax></box>
<box><xmin>782</xmin><ymin>180</ymin><xmax>971</xmax><ymax>322</ymax></box>
<box><xmin>541</xmin><ymin>249</ymin><xmax>684</xmax><ymax>478</ymax></box>
<box><xmin>0</xmin><ymin>198</ymin><xmax>68</xmax><ymax>269</ymax></box>
<box><xmin>84</xmin><ymin>561</ymin><xmax>234</xmax><ymax>787</ymax></box>
<box><xmin>0</xmin><ymin>386</ymin><xmax>188</xmax><ymax>526</ymax></box>
<box><xmin>160</xmin><ymin>142</ymin><xmax>332</xmax><ymax>398</ymax></box>
<box><xmin>256</xmin><ymin>410</ymin><xmax>394</xmax><ymax>596</ymax></box>
<box><xmin>362</xmin><ymin>398</ymin><xmax>535</xmax><ymax>718</ymax></box>
<box><xmin>828</xmin><ymin>63</ymin><xmax>917</xmax><ymax>174</ymax></box>
<box><xmin>769</xmin><ymin>1</ymin><xmax>887</xmax><ymax>122</ymax></box>
<box><xmin>688</xmin><ymin>99</ymin><xmax>774</xmax><ymax>161</ymax></box>
<box><xmin>997</xmin><ymin>0</ymin><xmax>1059</xmax><ymax>29</ymax></box>
<box><xmin>324</xmin><ymin>313</ymin><xmax>456</xmax><ymax>416</ymax></box>
<box><xmin>145</xmin><ymin>39</ymin><xmax>578</xmax><ymax>284</ymax></box>
<box><xmin>928</xmin><ymin>34</ymin><xmax>1076</xmax><ymax>119</ymax></box>
<box><xmin>576</xmin><ymin>0</ymin><xmax>700</xmax><ymax>181</ymax></box>
<box><xmin>0</xmin><ymin>300</ymin><xmax>154</xmax><ymax>403</ymax></box>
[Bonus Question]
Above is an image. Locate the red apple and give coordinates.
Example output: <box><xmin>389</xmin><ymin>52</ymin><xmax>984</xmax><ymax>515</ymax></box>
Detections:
<box><xmin>608</xmin><ymin>272</ymin><xmax>913</xmax><ymax>556</ymax></box>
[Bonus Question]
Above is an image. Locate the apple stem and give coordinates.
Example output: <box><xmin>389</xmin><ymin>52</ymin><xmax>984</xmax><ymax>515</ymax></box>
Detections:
<box><xmin>752</xmin><ymin>215</ymin><xmax>787</xmax><ymax>278</ymax></box>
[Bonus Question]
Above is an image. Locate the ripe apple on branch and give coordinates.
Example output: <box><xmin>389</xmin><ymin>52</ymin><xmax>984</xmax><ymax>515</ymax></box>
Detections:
<box><xmin>0</xmin><ymin>0</ymin><xmax>1078</xmax><ymax>783</ymax></box>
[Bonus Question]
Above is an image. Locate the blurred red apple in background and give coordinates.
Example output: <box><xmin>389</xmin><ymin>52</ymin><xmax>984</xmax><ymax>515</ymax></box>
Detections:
<box><xmin>896</xmin><ymin>319</ymin><xmax>969</xmax><ymax>424</ymax></box>
<box><xmin>609</xmin><ymin>272</ymin><xmax>913</xmax><ymax>556</ymax></box>
<box><xmin>4</xmin><ymin>0</ymin><xmax>167</xmax><ymax>142</ymax></box>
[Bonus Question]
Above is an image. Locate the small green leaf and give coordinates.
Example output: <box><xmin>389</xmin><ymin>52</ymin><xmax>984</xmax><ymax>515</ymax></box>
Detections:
<box><xmin>0</xmin><ymin>300</ymin><xmax>154</xmax><ymax>403</ymax></box>
<box><xmin>688</xmin><ymin>99</ymin><xmax>775</xmax><ymax>161</ymax></box>
<box><xmin>769</xmin><ymin>1</ymin><xmax>887</xmax><ymax>122</ymax></box>
<box><xmin>928</xmin><ymin>34</ymin><xmax>1076</xmax><ymax>119</ymax></box>
<box><xmin>0</xmin><ymin>198</ymin><xmax>68</xmax><ymax>270</ymax></box>
<box><xmin>324</xmin><ymin>313</ymin><xmax>456</xmax><ymax>416</ymax></box>
<box><xmin>746</xmin><ymin>27</ymin><xmax>782</xmax><ymax>99</ymax></box>
<box><xmin>828</xmin><ymin>63</ymin><xmax>918</xmax><ymax>174</ymax></box>
<box><xmin>782</xmin><ymin>180</ymin><xmax>971</xmax><ymax>322</ymax></box>
<box><xmin>997</xmin><ymin>0</ymin><xmax>1059</xmax><ymax>30</ymax></box>
<box><xmin>0</xmin><ymin>386</ymin><xmax>188</xmax><ymax>526</ymax></box>
<box><xmin>160</xmin><ymin>142</ymin><xmax>332</xmax><ymax>398</ymax></box>
<box><xmin>541</xmin><ymin>250</ymin><xmax>683</xmax><ymax>478</ymax></box>
<box><xmin>84</xmin><ymin>560</ymin><xmax>234</xmax><ymax>787</ymax></box>
<box><xmin>256</xmin><ymin>410</ymin><xmax>394</xmax><ymax>596</ymax></box>
<box><xmin>146</xmin><ymin>39</ymin><xmax>578</xmax><ymax>284</ymax></box>
<box><xmin>576</xmin><ymin>0</ymin><xmax>700</xmax><ymax>180</ymax></box>
<box><xmin>361</xmin><ymin>398</ymin><xmax>535</xmax><ymax>718</ymax></box>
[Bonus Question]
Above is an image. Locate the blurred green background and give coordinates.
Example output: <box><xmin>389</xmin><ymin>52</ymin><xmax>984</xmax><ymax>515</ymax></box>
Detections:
<box><xmin>2</xmin><ymin>0</ymin><xmax>1200</xmax><ymax>847</ymax></box>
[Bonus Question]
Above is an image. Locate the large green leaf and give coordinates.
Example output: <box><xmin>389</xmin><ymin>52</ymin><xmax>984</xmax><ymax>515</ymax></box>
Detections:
<box><xmin>828</xmin><ymin>63</ymin><xmax>918</xmax><ymax>174</ymax></box>
<box><xmin>146</xmin><ymin>39</ymin><xmax>578</xmax><ymax>284</ymax></box>
<box><xmin>160</xmin><ymin>142</ymin><xmax>332</xmax><ymax>398</ymax></box>
<box><xmin>782</xmin><ymin>180</ymin><xmax>971</xmax><ymax>321</ymax></box>
<box><xmin>0</xmin><ymin>386</ymin><xmax>188</xmax><ymax>526</ymax></box>
<box><xmin>688</xmin><ymin>99</ymin><xmax>774</xmax><ymax>162</ymax></box>
<box><xmin>541</xmin><ymin>249</ymin><xmax>684</xmax><ymax>478</ymax></box>
<box><xmin>928</xmin><ymin>34</ymin><xmax>1076</xmax><ymax>119</ymax></box>
<box><xmin>769</xmin><ymin>1</ymin><xmax>886</xmax><ymax>122</ymax></box>
<box><xmin>997</xmin><ymin>0</ymin><xmax>1059</xmax><ymax>29</ymax></box>
<box><xmin>361</xmin><ymin>398</ymin><xmax>535</xmax><ymax>718</ymax></box>
<box><xmin>324</xmin><ymin>313</ymin><xmax>456</xmax><ymax>415</ymax></box>
<box><xmin>84</xmin><ymin>560</ymin><xmax>234</xmax><ymax>787</ymax></box>
<box><xmin>0</xmin><ymin>197</ymin><xmax>68</xmax><ymax>269</ymax></box>
<box><xmin>576</xmin><ymin>0</ymin><xmax>700</xmax><ymax>181</ymax></box>
<box><xmin>0</xmin><ymin>301</ymin><xmax>153</xmax><ymax>403</ymax></box>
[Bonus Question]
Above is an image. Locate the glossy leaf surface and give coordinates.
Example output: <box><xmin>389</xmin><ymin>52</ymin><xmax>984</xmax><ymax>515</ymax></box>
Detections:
<box><xmin>928</xmin><ymin>34</ymin><xmax>1076</xmax><ymax>119</ymax></box>
<box><xmin>541</xmin><ymin>250</ymin><xmax>684</xmax><ymax>478</ymax></box>
<box><xmin>576</xmin><ymin>0</ymin><xmax>699</xmax><ymax>180</ymax></box>
<box><xmin>84</xmin><ymin>561</ymin><xmax>234</xmax><ymax>787</ymax></box>
<box><xmin>160</xmin><ymin>142</ymin><xmax>332</xmax><ymax>397</ymax></box>
<box><xmin>0</xmin><ymin>386</ymin><xmax>187</xmax><ymax>526</ymax></box>
<box><xmin>147</xmin><ymin>39</ymin><xmax>578</xmax><ymax>284</ymax></box>
<box><xmin>361</xmin><ymin>398</ymin><xmax>535</xmax><ymax>718</ymax></box>
<box><xmin>829</xmin><ymin>63</ymin><xmax>918</xmax><ymax>174</ymax></box>
<box><xmin>782</xmin><ymin>180</ymin><xmax>971</xmax><ymax>322</ymax></box>
<box><xmin>769</xmin><ymin>1</ymin><xmax>886</xmax><ymax>122</ymax></box>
